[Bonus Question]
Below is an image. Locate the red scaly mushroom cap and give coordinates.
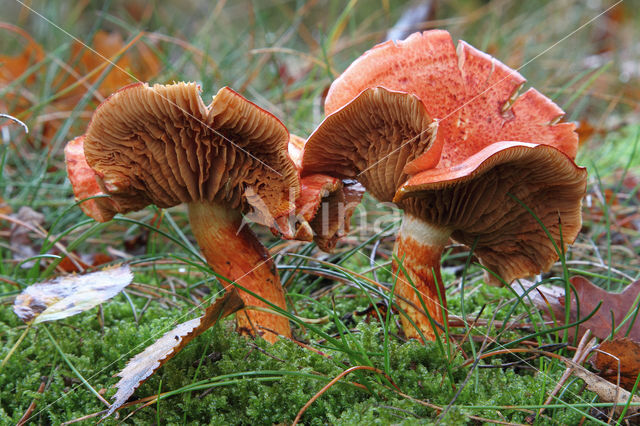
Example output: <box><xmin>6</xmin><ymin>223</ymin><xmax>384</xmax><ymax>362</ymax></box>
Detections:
<box><xmin>303</xmin><ymin>30</ymin><xmax>587</xmax><ymax>285</ymax></box>
<box><xmin>324</xmin><ymin>30</ymin><xmax>578</xmax><ymax>174</ymax></box>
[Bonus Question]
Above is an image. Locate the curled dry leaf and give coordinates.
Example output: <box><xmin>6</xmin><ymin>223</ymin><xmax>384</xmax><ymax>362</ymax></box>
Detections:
<box><xmin>105</xmin><ymin>289</ymin><xmax>244</xmax><ymax>418</ymax></box>
<box><xmin>591</xmin><ymin>338</ymin><xmax>640</xmax><ymax>391</ymax></box>
<box><xmin>567</xmin><ymin>359</ymin><xmax>640</xmax><ymax>417</ymax></box>
<box><xmin>511</xmin><ymin>277</ymin><xmax>640</xmax><ymax>341</ymax></box>
<box><xmin>13</xmin><ymin>265</ymin><xmax>133</xmax><ymax>324</ymax></box>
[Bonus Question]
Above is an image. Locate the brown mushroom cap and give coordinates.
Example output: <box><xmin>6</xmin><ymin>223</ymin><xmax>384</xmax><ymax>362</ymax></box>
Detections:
<box><xmin>301</xmin><ymin>87</ymin><xmax>436</xmax><ymax>202</ymax></box>
<box><xmin>324</xmin><ymin>30</ymin><xmax>578</xmax><ymax>175</ymax></box>
<box><xmin>395</xmin><ymin>142</ymin><xmax>587</xmax><ymax>284</ymax></box>
<box><xmin>83</xmin><ymin>82</ymin><xmax>299</xmax><ymax>226</ymax></box>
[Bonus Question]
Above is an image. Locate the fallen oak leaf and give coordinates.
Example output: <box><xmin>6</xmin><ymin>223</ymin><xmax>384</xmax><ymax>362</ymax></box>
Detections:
<box><xmin>105</xmin><ymin>289</ymin><xmax>244</xmax><ymax>418</ymax></box>
<box><xmin>591</xmin><ymin>338</ymin><xmax>640</xmax><ymax>391</ymax></box>
<box><xmin>13</xmin><ymin>265</ymin><xmax>133</xmax><ymax>324</ymax></box>
<box><xmin>511</xmin><ymin>277</ymin><xmax>640</xmax><ymax>341</ymax></box>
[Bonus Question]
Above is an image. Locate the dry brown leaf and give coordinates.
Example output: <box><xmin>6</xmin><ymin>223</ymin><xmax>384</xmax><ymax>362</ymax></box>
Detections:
<box><xmin>13</xmin><ymin>265</ymin><xmax>133</xmax><ymax>324</ymax></box>
<box><xmin>57</xmin><ymin>253</ymin><xmax>114</xmax><ymax>273</ymax></box>
<box><xmin>1</xmin><ymin>27</ymin><xmax>162</xmax><ymax>147</ymax></box>
<box><xmin>66</xmin><ymin>30</ymin><xmax>162</xmax><ymax>98</ymax></box>
<box><xmin>567</xmin><ymin>359</ymin><xmax>640</xmax><ymax>417</ymax></box>
<box><xmin>512</xmin><ymin>277</ymin><xmax>640</xmax><ymax>341</ymax></box>
<box><xmin>105</xmin><ymin>290</ymin><xmax>244</xmax><ymax>417</ymax></box>
<box><xmin>0</xmin><ymin>196</ymin><xmax>11</xmax><ymax>215</ymax></box>
<box><xmin>0</xmin><ymin>23</ymin><xmax>45</xmax><ymax>85</ymax></box>
<box><xmin>9</xmin><ymin>206</ymin><xmax>44</xmax><ymax>268</ymax></box>
<box><xmin>591</xmin><ymin>338</ymin><xmax>640</xmax><ymax>391</ymax></box>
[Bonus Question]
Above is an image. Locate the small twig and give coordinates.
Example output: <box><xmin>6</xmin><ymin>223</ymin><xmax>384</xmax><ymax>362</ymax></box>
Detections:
<box><xmin>246</xmin><ymin>341</ymin><xmax>286</xmax><ymax>363</ymax></box>
<box><xmin>17</xmin><ymin>378</ymin><xmax>46</xmax><ymax>425</ymax></box>
<box><xmin>60</xmin><ymin>409</ymin><xmax>109</xmax><ymax>425</ymax></box>
<box><xmin>455</xmin><ymin>304</ymin><xmax>486</xmax><ymax>359</ymax></box>
<box><xmin>535</xmin><ymin>330</ymin><xmax>596</xmax><ymax>421</ymax></box>
<box><xmin>292</xmin><ymin>366</ymin><xmax>399</xmax><ymax>425</ymax></box>
<box><xmin>392</xmin><ymin>389</ymin><xmax>529</xmax><ymax>425</ymax></box>
<box><xmin>438</xmin><ymin>302</ymin><xmax>501</xmax><ymax>422</ymax></box>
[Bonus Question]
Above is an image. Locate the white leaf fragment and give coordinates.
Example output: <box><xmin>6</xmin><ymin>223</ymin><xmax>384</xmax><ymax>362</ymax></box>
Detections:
<box><xmin>105</xmin><ymin>290</ymin><xmax>244</xmax><ymax>418</ymax></box>
<box><xmin>13</xmin><ymin>265</ymin><xmax>133</xmax><ymax>324</ymax></box>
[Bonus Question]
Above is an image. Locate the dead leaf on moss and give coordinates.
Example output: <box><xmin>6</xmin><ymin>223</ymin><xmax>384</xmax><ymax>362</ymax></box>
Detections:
<box><xmin>511</xmin><ymin>277</ymin><xmax>640</xmax><ymax>341</ymax></box>
<box><xmin>9</xmin><ymin>206</ymin><xmax>45</xmax><ymax>268</ymax></box>
<box><xmin>568</xmin><ymin>358</ymin><xmax>640</xmax><ymax>417</ymax></box>
<box><xmin>591</xmin><ymin>338</ymin><xmax>640</xmax><ymax>391</ymax></box>
<box><xmin>105</xmin><ymin>290</ymin><xmax>244</xmax><ymax>418</ymax></box>
<box><xmin>13</xmin><ymin>265</ymin><xmax>133</xmax><ymax>324</ymax></box>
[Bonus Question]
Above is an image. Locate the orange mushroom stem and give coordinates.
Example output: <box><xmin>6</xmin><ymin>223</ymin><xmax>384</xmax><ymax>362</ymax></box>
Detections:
<box><xmin>188</xmin><ymin>202</ymin><xmax>290</xmax><ymax>341</ymax></box>
<box><xmin>392</xmin><ymin>215</ymin><xmax>450</xmax><ymax>340</ymax></box>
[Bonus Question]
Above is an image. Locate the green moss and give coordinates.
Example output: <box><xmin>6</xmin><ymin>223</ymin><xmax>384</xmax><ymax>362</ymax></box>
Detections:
<box><xmin>0</xmin><ymin>280</ymin><xmax>600</xmax><ymax>424</ymax></box>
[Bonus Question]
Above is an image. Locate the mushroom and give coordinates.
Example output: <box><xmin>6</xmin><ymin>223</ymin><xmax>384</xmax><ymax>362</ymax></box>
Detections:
<box><xmin>64</xmin><ymin>135</ymin><xmax>119</xmax><ymax>223</ymax></box>
<box><xmin>64</xmin><ymin>82</ymin><xmax>299</xmax><ymax>343</ymax></box>
<box><xmin>302</xmin><ymin>30</ymin><xmax>587</xmax><ymax>341</ymax></box>
<box><xmin>287</xmin><ymin>134</ymin><xmax>365</xmax><ymax>251</ymax></box>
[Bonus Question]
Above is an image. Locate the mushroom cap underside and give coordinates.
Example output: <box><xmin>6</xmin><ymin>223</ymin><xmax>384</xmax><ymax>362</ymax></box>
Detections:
<box><xmin>324</xmin><ymin>30</ymin><xmax>578</xmax><ymax>174</ymax></box>
<box><xmin>301</xmin><ymin>87</ymin><xmax>437</xmax><ymax>203</ymax></box>
<box><xmin>82</xmin><ymin>82</ymin><xmax>299</xmax><ymax>226</ymax></box>
<box><xmin>395</xmin><ymin>142</ymin><xmax>587</xmax><ymax>284</ymax></box>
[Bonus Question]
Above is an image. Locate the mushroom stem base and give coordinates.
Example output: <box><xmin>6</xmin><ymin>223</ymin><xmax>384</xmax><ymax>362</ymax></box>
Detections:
<box><xmin>188</xmin><ymin>202</ymin><xmax>291</xmax><ymax>343</ymax></box>
<box><xmin>393</xmin><ymin>215</ymin><xmax>451</xmax><ymax>342</ymax></box>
